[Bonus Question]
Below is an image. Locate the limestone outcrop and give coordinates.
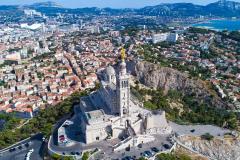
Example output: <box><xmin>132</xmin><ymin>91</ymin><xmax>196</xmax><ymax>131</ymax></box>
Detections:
<box><xmin>133</xmin><ymin>61</ymin><xmax>232</xmax><ymax>110</ymax></box>
<box><xmin>178</xmin><ymin>136</ymin><xmax>240</xmax><ymax>160</ymax></box>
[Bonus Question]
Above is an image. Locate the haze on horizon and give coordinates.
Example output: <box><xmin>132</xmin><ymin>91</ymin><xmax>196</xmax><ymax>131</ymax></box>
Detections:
<box><xmin>1</xmin><ymin>0</ymin><xmax>240</xmax><ymax>8</ymax></box>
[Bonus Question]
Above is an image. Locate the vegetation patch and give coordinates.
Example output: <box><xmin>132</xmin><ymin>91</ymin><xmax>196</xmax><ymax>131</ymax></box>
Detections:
<box><xmin>156</xmin><ymin>152</ymin><xmax>192</xmax><ymax>160</ymax></box>
<box><xmin>51</xmin><ymin>153</ymin><xmax>74</xmax><ymax>160</ymax></box>
<box><xmin>82</xmin><ymin>151</ymin><xmax>90</xmax><ymax>160</ymax></box>
<box><xmin>0</xmin><ymin>113</ymin><xmax>21</xmax><ymax>131</ymax></box>
<box><xmin>131</xmin><ymin>85</ymin><xmax>238</xmax><ymax>129</ymax></box>
<box><xmin>0</xmin><ymin>90</ymin><xmax>90</xmax><ymax>149</ymax></box>
<box><xmin>138</xmin><ymin>44</ymin><xmax>211</xmax><ymax>80</ymax></box>
<box><xmin>201</xmin><ymin>133</ymin><xmax>214</xmax><ymax>141</ymax></box>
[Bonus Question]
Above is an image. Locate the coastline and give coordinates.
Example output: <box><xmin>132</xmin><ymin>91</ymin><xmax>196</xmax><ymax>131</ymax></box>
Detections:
<box><xmin>191</xmin><ymin>18</ymin><xmax>240</xmax><ymax>31</ymax></box>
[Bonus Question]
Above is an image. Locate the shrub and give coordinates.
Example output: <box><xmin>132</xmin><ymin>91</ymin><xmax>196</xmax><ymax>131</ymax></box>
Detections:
<box><xmin>201</xmin><ymin>133</ymin><xmax>214</xmax><ymax>141</ymax></box>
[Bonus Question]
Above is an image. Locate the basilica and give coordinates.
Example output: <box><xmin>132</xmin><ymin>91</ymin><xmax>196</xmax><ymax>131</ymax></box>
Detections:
<box><xmin>61</xmin><ymin>49</ymin><xmax>172</xmax><ymax>150</ymax></box>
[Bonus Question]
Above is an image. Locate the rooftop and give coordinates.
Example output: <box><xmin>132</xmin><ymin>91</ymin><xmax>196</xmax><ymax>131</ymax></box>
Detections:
<box><xmin>86</xmin><ymin>109</ymin><xmax>105</xmax><ymax>120</ymax></box>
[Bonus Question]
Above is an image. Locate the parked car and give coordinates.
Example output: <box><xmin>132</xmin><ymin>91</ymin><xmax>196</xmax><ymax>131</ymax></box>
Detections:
<box><xmin>25</xmin><ymin>143</ymin><xmax>30</xmax><ymax>148</ymax></box>
<box><xmin>9</xmin><ymin>148</ymin><xmax>16</xmax><ymax>152</ymax></box>
<box><xmin>141</xmin><ymin>151</ymin><xmax>149</xmax><ymax>158</ymax></box>
<box><xmin>144</xmin><ymin>150</ymin><xmax>153</xmax><ymax>157</ymax></box>
<box><xmin>137</xmin><ymin>144</ymin><xmax>142</xmax><ymax>148</ymax></box>
<box><xmin>163</xmin><ymin>144</ymin><xmax>171</xmax><ymax>149</ymax></box>
<box><xmin>151</xmin><ymin>147</ymin><xmax>159</xmax><ymax>153</ymax></box>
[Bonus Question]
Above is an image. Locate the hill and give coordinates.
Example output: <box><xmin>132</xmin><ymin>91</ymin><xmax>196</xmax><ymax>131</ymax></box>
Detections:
<box><xmin>1</xmin><ymin>0</ymin><xmax>240</xmax><ymax>18</ymax></box>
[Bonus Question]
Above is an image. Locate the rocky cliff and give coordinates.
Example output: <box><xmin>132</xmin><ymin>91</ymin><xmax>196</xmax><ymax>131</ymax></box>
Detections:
<box><xmin>133</xmin><ymin>61</ymin><xmax>231</xmax><ymax>110</ymax></box>
<box><xmin>178</xmin><ymin>136</ymin><xmax>240</xmax><ymax>160</ymax></box>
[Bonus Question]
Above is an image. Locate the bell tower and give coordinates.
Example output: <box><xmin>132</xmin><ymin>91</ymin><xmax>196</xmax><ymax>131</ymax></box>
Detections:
<box><xmin>117</xmin><ymin>48</ymin><xmax>130</xmax><ymax>117</ymax></box>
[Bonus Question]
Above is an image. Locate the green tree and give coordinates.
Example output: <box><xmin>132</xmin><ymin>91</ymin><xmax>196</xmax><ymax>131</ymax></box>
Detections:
<box><xmin>51</xmin><ymin>153</ymin><xmax>61</xmax><ymax>160</ymax></box>
<box><xmin>157</xmin><ymin>153</ymin><xmax>177</xmax><ymax>160</ymax></box>
<box><xmin>156</xmin><ymin>153</ymin><xmax>192</xmax><ymax>160</ymax></box>
<box><xmin>82</xmin><ymin>151</ymin><xmax>90</xmax><ymax>160</ymax></box>
<box><xmin>144</xmin><ymin>101</ymin><xmax>157</xmax><ymax>110</ymax></box>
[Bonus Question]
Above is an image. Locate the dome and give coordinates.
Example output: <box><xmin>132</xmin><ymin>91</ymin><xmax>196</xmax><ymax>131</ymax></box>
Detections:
<box><xmin>105</xmin><ymin>66</ymin><xmax>115</xmax><ymax>76</ymax></box>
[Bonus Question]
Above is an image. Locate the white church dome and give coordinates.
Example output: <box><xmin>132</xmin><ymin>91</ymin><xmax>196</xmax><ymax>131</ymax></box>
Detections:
<box><xmin>105</xmin><ymin>66</ymin><xmax>115</xmax><ymax>76</ymax></box>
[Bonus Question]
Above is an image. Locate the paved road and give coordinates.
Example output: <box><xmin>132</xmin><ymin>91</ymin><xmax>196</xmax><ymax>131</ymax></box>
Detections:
<box><xmin>0</xmin><ymin>134</ymin><xmax>45</xmax><ymax>160</ymax></box>
<box><xmin>169</xmin><ymin>122</ymin><xmax>231</xmax><ymax>137</ymax></box>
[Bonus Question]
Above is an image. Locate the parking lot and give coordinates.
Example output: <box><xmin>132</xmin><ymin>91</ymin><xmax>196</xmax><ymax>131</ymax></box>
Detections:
<box><xmin>0</xmin><ymin>134</ymin><xmax>45</xmax><ymax>160</ymax></box>
<box><xmin>92</xmin><ymin>134</ymin><xmax>175</xmax><ymax>160</ymax></box>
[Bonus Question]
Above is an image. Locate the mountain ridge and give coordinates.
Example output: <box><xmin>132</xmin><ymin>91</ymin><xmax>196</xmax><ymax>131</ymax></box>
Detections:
<box><xmin>24</xmin><ymin>1</ymin><xmax>62</xmax><ymax>8</ymax></box>
<box><xmin>21</xmin><ymin>0</ymin><xmax>240</xmax><ymax>10</ymax></box>
<box><xmin>1</xmin><ymin>0</ymin><xmax>240</xmax><ymax>17</ymax></box>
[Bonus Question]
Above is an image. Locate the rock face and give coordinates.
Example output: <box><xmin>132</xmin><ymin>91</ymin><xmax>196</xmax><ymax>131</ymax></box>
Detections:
<box><xmin>178</xmin><ymin>136</ymin><xmax>240</xmax><ymax>160</ymax></box>
<box><xmin>133</xmin><ymin>61</ymin><xmax>230</xmax><ymax>109</ymax></box>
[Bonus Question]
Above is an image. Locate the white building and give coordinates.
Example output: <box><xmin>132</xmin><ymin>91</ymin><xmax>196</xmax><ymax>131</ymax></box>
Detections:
<box><xmin>57</xmin><ymin>49</ymin><xmax>171</xmax><ymax>148</ymax></box>
<box><xmin>24</xmin><ymin>9</ymin><xmax>42</xmax><ymax>17</ymax></box>
<box><xmin>152</xmin><ymin>33</ymin><xmax>179</xmax><ymax>44</ymax></box>
<box><xmin>152</xmin><ymin>33</ymin><xmax>168</xmax><ymax>43</ymax></box>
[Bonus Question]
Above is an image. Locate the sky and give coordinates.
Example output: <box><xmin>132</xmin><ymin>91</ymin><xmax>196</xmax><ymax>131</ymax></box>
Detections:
<box><xmin>0</xmin><ymin>0</ymin><xmax>240</xmax><ymax>8</ymax></box>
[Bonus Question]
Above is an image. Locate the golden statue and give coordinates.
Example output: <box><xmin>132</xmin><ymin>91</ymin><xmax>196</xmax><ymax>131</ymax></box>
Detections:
<box><xmin>121</xmin><ymin>48</ymin><xmax>126</xmax><ymax>61</ymax></box>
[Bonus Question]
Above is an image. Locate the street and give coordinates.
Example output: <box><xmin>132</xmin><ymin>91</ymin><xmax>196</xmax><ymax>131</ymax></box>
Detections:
<box><xmin>0</xmin><ymin>134</ymin><xmax>45</xmax><ymax>160</ymax></box>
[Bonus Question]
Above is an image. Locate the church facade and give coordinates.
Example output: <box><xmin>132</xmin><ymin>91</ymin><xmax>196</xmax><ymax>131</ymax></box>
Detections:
<box><xmin>77</xmin><ymin>49</ymin><xmax>172</xmax><ymax>147</ymax></box>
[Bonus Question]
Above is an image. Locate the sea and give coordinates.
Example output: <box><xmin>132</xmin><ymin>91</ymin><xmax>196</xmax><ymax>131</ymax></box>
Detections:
<box><xmin>192</xmin><ymin>19</ymin><xmax>240</xmax><ymax>31</ymax></box>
